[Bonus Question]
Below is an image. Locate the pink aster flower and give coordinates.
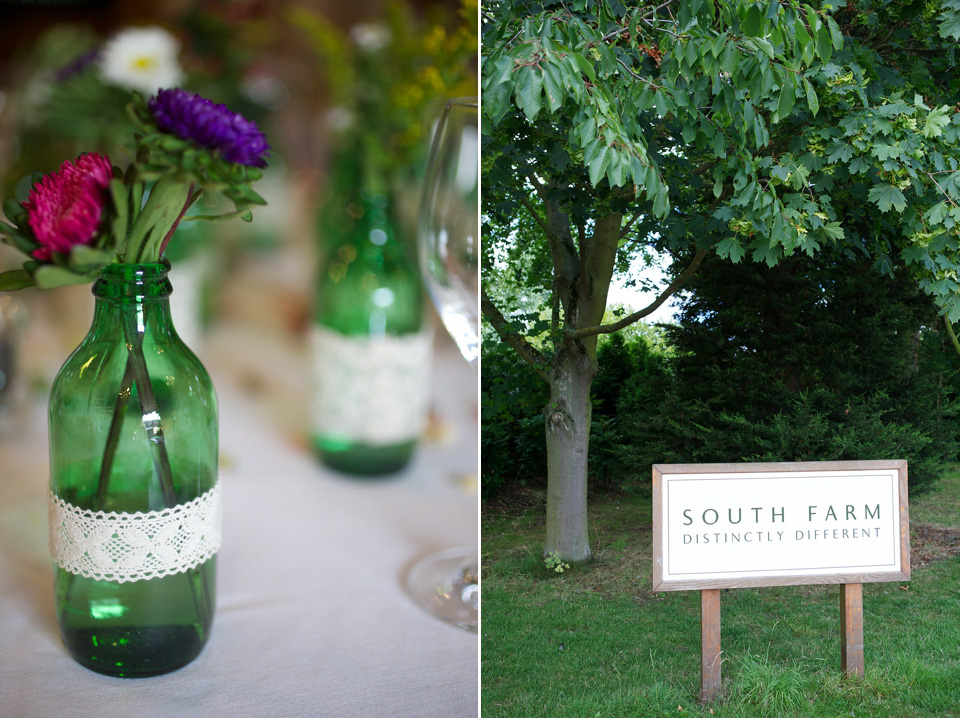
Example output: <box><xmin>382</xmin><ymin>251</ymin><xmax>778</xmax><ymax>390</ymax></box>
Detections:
<box><xmin>24</xmin><ymin>153</ymin><xmax>113</xmax><ymax>261</ymax></box>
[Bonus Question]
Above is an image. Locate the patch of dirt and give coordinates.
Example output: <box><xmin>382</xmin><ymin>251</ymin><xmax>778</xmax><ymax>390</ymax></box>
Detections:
<box><xmin>482</xmin><ymin>484</ymin><xmax>546</xmax><ymax>518</ymax></box>
<box><xmin>483</xmin><ymin>484</ymin><xmax>635</xmax><ymax>519</ymax></box>
<box><xmin>910</xmin><ymin>523</ymin><xmax>960</xmax><ymax>569</ymax></box>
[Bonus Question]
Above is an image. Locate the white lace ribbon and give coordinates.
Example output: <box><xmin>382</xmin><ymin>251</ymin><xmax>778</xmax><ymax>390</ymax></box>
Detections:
<box><xmin>48</xmin><ymin>482</ymin><xmax>221</xmax><ymax>583</ymax></box>
<box><xmin>311</xmin><ymin>325</ymin><xmax>433</xmax><ymax>444</ymax></box>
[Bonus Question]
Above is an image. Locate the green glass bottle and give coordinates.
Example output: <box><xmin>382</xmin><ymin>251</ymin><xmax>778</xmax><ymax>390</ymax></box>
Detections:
<box><xmin>48</xmin><ymin>261</ymin><xmax>219</xmax><ymax>677</ymax></box>
<box><xmin>311</xmin><ymin>191</ymin><xmax>432</xmax><ymax>476</ymax></box>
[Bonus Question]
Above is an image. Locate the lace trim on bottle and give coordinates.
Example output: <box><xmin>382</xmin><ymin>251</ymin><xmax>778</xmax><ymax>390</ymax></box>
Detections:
<box><xmin>48</xmin><ymin>482</ymin><xmax>221</xmax><ymax>583</ymax></box>
<box><xmin>311</xmin><ymin>326</ymin><xmax>433</xmax><ymax>444</ymax></box>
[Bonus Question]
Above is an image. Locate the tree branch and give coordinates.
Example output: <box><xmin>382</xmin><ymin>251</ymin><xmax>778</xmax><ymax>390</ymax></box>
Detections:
<box><xmin>545</xmin><ymin>195</ymin><xmax>580</xmax><ymax>326</ymax></box>
<box><xmin>620</xmin><ymin>211</ymin><xmax>644</xmax><ymax>238</ymax></box>
<box><xmin>481</xmin><ymin>286</ymin><xmax>551</xmax><ymax>382</ymax></box>
<box><xmin>944</xmin><ymin>314</ymin><xmax>960</xmax><ymax>362</ymax></box>
<box><xmin>563</xmin><ymin>247</ymin><xmax>707</xmax><ymax>340</ymax></box>
<box><xmin>519</xmin><ymin>192</ymin><xmax>554</xmax><ymax>241</ymax></box>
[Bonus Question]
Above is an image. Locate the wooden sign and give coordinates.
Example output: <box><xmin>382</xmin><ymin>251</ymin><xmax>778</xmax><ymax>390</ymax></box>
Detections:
<box><xmin>652</xmin><ymin>460</ymin><xmax>910</xmax><ymax>702</ymax></box>
<box><xmin>653</xmin><ymin>460</ymin><xmax>910</xmax><ymax>591</ymax></box>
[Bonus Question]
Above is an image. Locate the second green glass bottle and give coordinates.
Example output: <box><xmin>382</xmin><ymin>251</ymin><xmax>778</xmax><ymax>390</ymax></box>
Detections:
<box><xmin>312</xmin><ymin>189</ymin><xmax>432</xmax><ymax>476</ymax></box>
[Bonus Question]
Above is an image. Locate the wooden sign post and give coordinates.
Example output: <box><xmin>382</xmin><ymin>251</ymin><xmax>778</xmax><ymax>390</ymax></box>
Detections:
<box><xmin>653</xmin><ymin>460</ymin><xmax>910</xmax><ymax>703</ymax></box>
<box><xmin>700</xmin><ymin>589</ymin><xmax>722</xmax><ymax>703</ymax></box>
<box><xmin>841</xmin><ymin>583</ymin><xmax>865</xmax><ymax>677</ymax></box>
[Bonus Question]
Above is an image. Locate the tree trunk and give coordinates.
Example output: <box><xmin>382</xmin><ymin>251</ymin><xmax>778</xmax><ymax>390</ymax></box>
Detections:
<box><xmin>544</xmin><ymin>344</ymin><xmax>596</xmax><ymax>561</ymax></box>
<box><xmin>540</xmin><ymin>209</ymin><xmax>620</xmax><ymax>562</ymax></box>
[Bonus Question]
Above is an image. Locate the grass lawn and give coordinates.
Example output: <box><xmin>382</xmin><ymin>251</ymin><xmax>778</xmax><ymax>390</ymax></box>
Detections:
<box><xmin>481</xmin><ymin>470</ymin><xmax>960</xmax><ymax>717</ymax></box>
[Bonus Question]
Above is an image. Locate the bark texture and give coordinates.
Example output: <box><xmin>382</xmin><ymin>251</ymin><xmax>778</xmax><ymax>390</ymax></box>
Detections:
<box><xmin>540</xmin><ymin>207</ymin><xmax>621</xmax><ymax>560</ymax></box>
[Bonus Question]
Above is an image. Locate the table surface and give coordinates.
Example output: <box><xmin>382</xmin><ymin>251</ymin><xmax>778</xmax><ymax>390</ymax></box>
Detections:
<box><xmin>0</xmin><ymin>320</ymin><xmax>479</xmax><ymax>718</ymax></box>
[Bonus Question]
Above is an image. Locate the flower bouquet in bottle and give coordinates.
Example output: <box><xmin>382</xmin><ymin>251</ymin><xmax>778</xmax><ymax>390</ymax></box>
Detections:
<box><xmin>0</xmin><ymin>88</ymin><xmax>269</xmax><ymax>676</ymax></box>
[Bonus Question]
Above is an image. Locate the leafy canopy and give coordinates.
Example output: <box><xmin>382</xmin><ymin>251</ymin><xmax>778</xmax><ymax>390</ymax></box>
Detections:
<box><xmin>482</xmin><ymin>0</ymin><xmax>960</xmax><ymax>320</ymax></box>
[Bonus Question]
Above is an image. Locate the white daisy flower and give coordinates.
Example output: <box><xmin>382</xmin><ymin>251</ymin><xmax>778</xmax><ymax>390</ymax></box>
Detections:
<box><xmin>98</xmin><ymin>26</ymin><xmax>183</xmax><ymax>95</ymax></box>
<box><xmin>324</xmin><ymin>107</ymin><xmax>355</xmax><ymax>132</ymax></box>
<box><xmin>350</xmin><ymin>23</ymin><xmax>391</xmax><ymax>52</ymax></box>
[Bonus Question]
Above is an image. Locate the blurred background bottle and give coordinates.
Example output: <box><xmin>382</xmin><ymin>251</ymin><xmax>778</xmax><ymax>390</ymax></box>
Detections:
<box><xmin>311</xmin><ymin>156</ymin><xmax>431</xmax><ymax>476</ymax></box>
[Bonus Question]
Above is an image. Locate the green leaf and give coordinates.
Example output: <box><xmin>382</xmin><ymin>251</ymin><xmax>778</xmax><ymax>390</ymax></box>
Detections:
<box><xmin>867</xmin><ymin>184</ymin><xmax>907</xmax><ymax>213</ymax></box>
<box><xmin>796</xmin><ymin>22</ymin><xmax>814</xmax><ymax>66</ymax></box>
<box><xmin>827</xmin><ymin>140</ymin><xmax>853</xmax><ymax>164</ymax></box>
<box><xmin>0</xmin><ymin>220</ymin><xmax>40</xmax><ymax>256</ymax></box>
<box><xmin>848</xmin><ymin>156</ymin><xmax>870</xmax><ymax>174</ymax></box>
<box><xmin>871</xmin><ymin>141</ymin><xmax>901</xmax><ymax>161</ymax></box>
<box><xmin>826</xmin><ymin>16</ymin><xmax>844</xmax><ymax>49</ymax></box>
<box><xmin>776</xmin><ymin>78</ymin><xmax>796</xmax><ymax>120</ymax></box>
<box><xmin>939</xmin><ymin>5</ymin><xmax>960</xmax><ymax>39</ymax></box>
<box><xmin>598</xmin><ymin>44</ymin><xmax>618</xmax><ymax>77</ymax></box>
<box><xmin>923</xmin><ymin>107</ymin><xmax>951</xmax><ymax>138</ymax></box>
<box><xmin>583</xmin><ymin>137</ymin><xmax>601</xmax><ymax>169</ymax></box>
<box><xmin>822</xmin><ymin>222</ymin><xmax>844</xmax><ymax>240</ymax></box>
<box><xmin>720</xmin><ymin>40</ymin><xmax>737</xmax><ymax>76</ymax></box>
<box><xmin>515</xmin><ymin>65</ymin><xmax>543</xmax><ymax>121</ymax></box>
<box><xmin>2</xmin><ymin>198</ymin><xmax>25</xmax><ymax>225</ymax></box>
<box><xmin>925</xmin><ymin>201</ymin><xmax>950</xmax><ymax>225</ymax></box>
<box><xmin>754</xmin><ymin>36</ymin><xmax>775</xmax><ymax>60</ymax></box>
<box><xmin>652</xmin><ymin>185</ymin><xmax>670</xmax><ymax>218</ymax></box>
<box><xmin>751</xmin><ymin>238</ymin><xmax>781</xmax><ymax>267</ymax></box>
<box><xmin>683</xmin><ymin>37</ymin><xmax>698</xmax><ymax>73</ymax></box>
<box><xmin>542</xmin><ymin>63</ymin><xmax>564</xmax><ymax>114</ymax></box>
<box><xmin>607</xmin><ymin>152</ymin><xmax>625</xmax><ymax>187</ymax></box>
<box><xmin>32</xmin><ymin>265</ymin><xmax>97</xmax><ymax>290</ymax></box>
<box><xmin>588</xmin><ymin>146</ymin><xmax>610</xmax><ymax>186</ymax></box>
<box><xmin>716</xmin><ymin>236</ymin><xmax>746</xmax><ymax>262</ymax></box>
<box><xmin>742</xmin><ymin>4</ymin><xmax>763</xmax><ymax>36</ymax></box>
<box><xmin>816</xmin><ymin>25</ymin><xmax>833</xmax><ymax>64</ymax></box>
<box><xmin>901</xmin><ymin>245</ymin><xmax>931</xmax><ymax>266</ymax></box>
<box><xmin>69</xmin><ymin>245</ymin><xmax>115</xmax><ymax>268</ymax></box>
<box><xmin>571</xmin><ymin>52</ymin><xmax>596</xmax><ymax>83</ymax></box>
<box><xmin>0</xmin><ymin>269</ymin><xmax>35</xmax><ymax>291</ymax></box>
<box><xmin>109</xmin><ymin>178</ymin><xmax>129</xmax><ymax>244</ymax></box>
<box><xmin>802</xmin><ymin>77</ymin><xmax>819</xmax><ymax>116</ymax></box>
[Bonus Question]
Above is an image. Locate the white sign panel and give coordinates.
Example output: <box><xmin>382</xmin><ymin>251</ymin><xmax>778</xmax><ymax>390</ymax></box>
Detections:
<box><xmin>653</xmin><ymin>461</ymin><xmax>910</xmax><ymax>591</ymax></box>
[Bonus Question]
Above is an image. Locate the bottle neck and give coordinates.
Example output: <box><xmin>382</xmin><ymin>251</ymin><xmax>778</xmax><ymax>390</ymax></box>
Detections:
<box><xmin>92</xmin><ymin>261</ymin><xmax>173</xmax><ymax>301</ymax></box>
<box><xmin>89</xmin><ymin>262</ymin><xmax>175</xmax><ymax>341</ymax></box>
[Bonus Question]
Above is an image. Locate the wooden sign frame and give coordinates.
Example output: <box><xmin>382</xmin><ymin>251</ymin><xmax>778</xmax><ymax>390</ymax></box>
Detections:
<box><xmin>652</xmin><ymin>460</ymin><xmax>910</xmax><ymax>702</ymax></box>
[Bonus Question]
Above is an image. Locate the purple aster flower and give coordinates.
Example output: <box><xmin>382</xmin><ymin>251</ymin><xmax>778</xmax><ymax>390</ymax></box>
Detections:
<box><xmin>148</xmin><ymin>88</ymin><xmax>270</xmax><ymax>168</ymax></box>
<box><xmin>55</xmin><ymin>49</ymin><xmax>101</xmax><ymax>82</ymax></box>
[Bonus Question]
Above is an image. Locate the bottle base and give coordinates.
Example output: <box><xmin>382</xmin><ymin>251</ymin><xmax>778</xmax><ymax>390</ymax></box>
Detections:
<box><xmin>60</xmin><ymin>624</ymin><xmax>208</xmax><ymax>678</ymax></box>
<box><xmin>313</xmin><ymin>437</ymin><xmax>415</xmax><ymax>476</ymax></box>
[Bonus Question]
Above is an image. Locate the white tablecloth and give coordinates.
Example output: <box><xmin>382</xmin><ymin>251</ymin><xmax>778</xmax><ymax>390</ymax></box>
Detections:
<box><xmin>0</xmin><ymin>323</ymin><xmax>478</xmax><ymax>717</ymax></box>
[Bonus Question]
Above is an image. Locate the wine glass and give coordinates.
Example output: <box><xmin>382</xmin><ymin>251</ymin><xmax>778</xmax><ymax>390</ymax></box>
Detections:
<box><xmin>405</xmin><ymin>97</ymin><xmax>478</xmax><ymax>632</ymax></box>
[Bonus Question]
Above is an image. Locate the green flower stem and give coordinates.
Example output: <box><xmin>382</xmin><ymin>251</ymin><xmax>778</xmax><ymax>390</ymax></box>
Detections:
<box><xmin>120</xmin><ymin>306</ymin><xmax>178</xmax><ymax>507</ymax></box>
<box><xmin>157</xmin><ymin>185</ymin><xmax>197</xmax><ymax>258</ymax></box>
<box><xmin>95</xmin><ymin>359</ymin><xmax>135</xmax><ymax>509</ymax></box>
<box><xmin>125</xmin><ymin>175</ymin><xmax>194</xmax><ymax>264</ymax></box>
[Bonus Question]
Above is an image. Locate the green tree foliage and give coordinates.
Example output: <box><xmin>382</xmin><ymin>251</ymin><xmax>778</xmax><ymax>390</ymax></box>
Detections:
<box><xmin>482</xmin><ymin>0</ymin><xmax>960</xmax><ymax>559</ymax></box>
<box><xmin>481</xmin><ymin>341</ymin><xmax>549</xmax><ymax>498</ymax></box>
<box><xmin>480</xmin><ymin>328</ymin><xmax>672</xmax><ymax>498</ymax></box>
<box><xmin>613</xmin><ymin>248</ymin><xmax>960</xmax><ymax>495</ymax></box>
